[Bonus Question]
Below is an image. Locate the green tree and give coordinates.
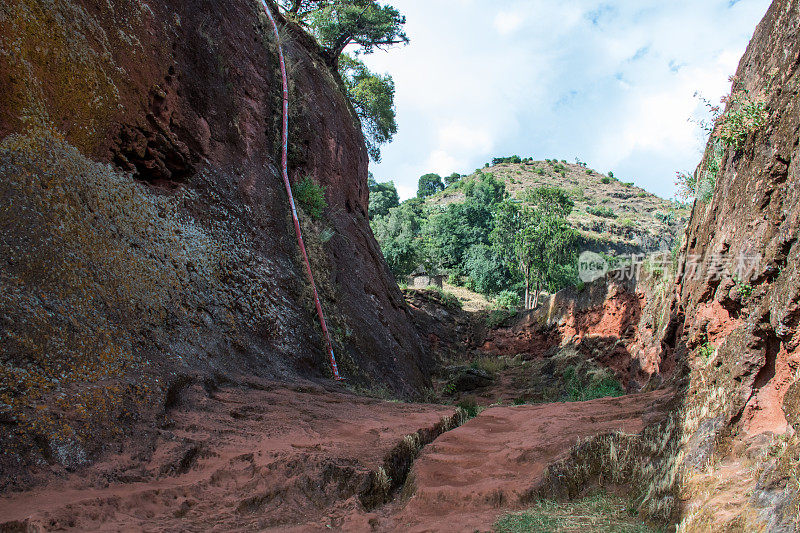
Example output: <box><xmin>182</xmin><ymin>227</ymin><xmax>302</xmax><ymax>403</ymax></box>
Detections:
<box><xmin>368</xmin><ymin>178</ymin><xmax>400</xmax><ymax>219</ymax></box>
<box><xmin>339</xmin><ymin>54</ymin><xmax>397</xmax><ymax>162</ymax></box>
<box><xmin>464</xmin><ymin>244</ymin><xmax>513</xmax><ymax>295</ymax></box>
<box><xmin>279</xmin><ymin>0</ymin><xmax>408</xmax><ymax>66</ymax></box>
<box><xmin>417</xmin><ymin>173</ymin><xmax>444</xmax><ymax>198</ymax></box>
<box><xmin>520</xmin><ymin>186</ymin><xmax>574</xmax><ymax>218</ymax></box>
<box><xmin>492</xmin><ymin>187</ymin><xmax>579</xmax><ymax>308</ymax></box>
<box><xmin>444</xmin><ymin>172</ymin><xmax>462</xmax><ymax>187</ymax></box>
<box><xmin>462</xmin><ymin>172</ymin><xmax>506</xmax><ymax>205</ymax></box>
<box><xmin>278</xmin><ymin>0</ymin><xmax>325</xmax><ymax>17</ymax></box>
<box><xmin>423</xmin><ymin>200</ymin><xmax>492</xmax><ymax>273</ymax></box>
<box><xmin>371</xmin><ymin>202</ymin><xmax>421</xmax><ymax>278</ymax></box>
<box><xmin>421</xmin><ymin>174</ymin><xmax>506</xmax><ymax>276</ymax></box>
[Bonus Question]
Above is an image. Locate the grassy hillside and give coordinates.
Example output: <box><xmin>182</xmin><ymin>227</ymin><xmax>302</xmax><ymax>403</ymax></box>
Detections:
<box><xmin>428</xmin><ymin>159</ymin><xmax>689</xmax><ymax>257</ymax></box>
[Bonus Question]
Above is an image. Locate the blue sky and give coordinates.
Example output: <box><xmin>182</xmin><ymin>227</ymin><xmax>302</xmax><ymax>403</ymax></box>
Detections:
<box><xmin>359</xmin><ymin>0</ymin><xmax>772</xmax><ymax>200</ymax></box>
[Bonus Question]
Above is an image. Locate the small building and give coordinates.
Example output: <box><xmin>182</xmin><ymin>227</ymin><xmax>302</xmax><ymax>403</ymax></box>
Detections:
<box><xmin>407</xmin><ymin>266</ymin><xmax>445</xmax><ymax>289</ymax></box>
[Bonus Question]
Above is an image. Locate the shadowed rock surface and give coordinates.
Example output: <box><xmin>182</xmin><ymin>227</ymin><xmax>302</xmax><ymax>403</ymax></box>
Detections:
<box><xmin>0</xmin><ymin>0</ymin><xmax>430</xmax><ymax>488</ymax></box>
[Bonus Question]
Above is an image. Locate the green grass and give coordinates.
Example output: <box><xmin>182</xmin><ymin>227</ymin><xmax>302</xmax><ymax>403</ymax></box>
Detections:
<box><xmin>292</xmin><ymin>175</ymin><xmax>327</xmax><ymax>220</ymax></box>
<box><xmin>563</xmin><ymin>366</ymin><xmax>625</xmax><ymax>402</ymax></box>
<box><xmin>485</xmin><ymin>309</ymin><xmax>518</xmax><ymax>328</ymax></box>
<box><xmin>494</xmin><ymin>493</ymin><xmax>661</xmax><ymax>533</ymax></box>
<box><xmin>425</xmin><ymin>285</ymin><xmax>462</xmax><ymax>309</ymax></box>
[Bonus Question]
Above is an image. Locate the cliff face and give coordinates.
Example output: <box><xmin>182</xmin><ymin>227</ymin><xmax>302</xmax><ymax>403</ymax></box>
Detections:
<box><xmin>0</xmin><ymin>0</ymin><xmax>429</xmax><ymax>487</ymax></box>
<box><xmin>671</xmin><ymin>0</ymin><xmax>800</xmax><ymax>528</ymax></box>
<box><xmin>481</xmin><ymin>273</ymin><xmax>677</xmax><ymax>392</ymax></box>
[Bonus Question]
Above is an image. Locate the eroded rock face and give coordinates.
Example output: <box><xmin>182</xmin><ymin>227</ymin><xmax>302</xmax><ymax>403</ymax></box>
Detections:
<box><xmin>481</xmin><ymin>275</ymin><xmax>676</xmax><ymax>392</ymax></box>
<box><xmin>670</xmin><ymin>0</ymin><xmax>800</xmax><ymax>528</ymax></box>
<box><xmin>0</xmin><ymin>0</ymin><xmax>429</xmax><ymax>488</ymax></box>
<box><xmin>677</xmin><ymin>0</ymin><xmax>800</xmax><ymax>438</ymax></box>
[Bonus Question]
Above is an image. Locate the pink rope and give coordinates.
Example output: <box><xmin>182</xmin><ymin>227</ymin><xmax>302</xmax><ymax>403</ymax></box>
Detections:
<box><xmin>259</xmin><ymin>0</ymin><xmax>343</xmax><ymax>380</ymax></box>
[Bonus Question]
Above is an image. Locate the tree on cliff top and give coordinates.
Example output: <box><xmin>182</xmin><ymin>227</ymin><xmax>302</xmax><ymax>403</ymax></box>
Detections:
<box><xmin>278</xmin><ymin>0</ymin><xmax>408</xmax><ymax>66</ymax></box>
<box><xmin>339</xmin><ymin>54</ymin><xmax>397</xmax><ymax>162</ymax></box>
<box><xmin>276</xmin><ymin>1</ymin><xmax>405</xmax><ymax>162</ymax></box>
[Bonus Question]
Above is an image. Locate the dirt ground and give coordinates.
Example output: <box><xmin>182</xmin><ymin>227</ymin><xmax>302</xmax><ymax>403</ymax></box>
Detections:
<box><xmin>0</xmin><ymin>377</ymin><xmax>672</xmax><ymax>532</ymax></box>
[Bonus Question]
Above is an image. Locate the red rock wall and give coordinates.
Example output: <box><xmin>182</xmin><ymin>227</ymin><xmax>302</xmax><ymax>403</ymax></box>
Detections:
<box><xmin>481</xmin><ymin>274</ymin><xmax>677</xmax><ymax>391</ymax></box>
<box><xmin>0</xmin><ymin>0</ymin><xmax>429</xmax><ymax>486</ymax></box>
<box><xmin>675</xmin><ymin>0</ymin><xmax>800</xmax><ymax>441</ymax></box>
<box><xmin>668</xmin><ymin>0</ymin><xmax>800</xmax><ymax>527</ymax></box>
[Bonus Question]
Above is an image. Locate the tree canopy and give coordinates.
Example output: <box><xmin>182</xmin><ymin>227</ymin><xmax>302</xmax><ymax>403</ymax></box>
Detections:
<box><xmin>370</xmin><ymin>202</ymin><xmax>421</xmax><ymax>278</ymax></box>
<box><xmin>417</xmin><ymin>173</ymin><xmax>444</xmax><ymax>198</ymax></box>
<box><xmin>339</xmin><ymin>54</ymin><xmax>397</xmax><ymax>162</ymax></box>
<box><xmin>492</xmin><ymin>187</ymin><xmax>579</xmax><ymax>308</ymax></box>
<box><xmin>444</xmin><ymin>173</ymin><xmax>462</xmax><ymax>187</ymax></box>
<box><xmin>278</xmin><ymin>0</ymin><xmax>408</xmax><ymax>66</ymax></box>
<box><xmin>369</xmin><ymin>174</ymin><xmax>580</xmax><ymax>305</ymax></box>
<box><xmin>368</xmin><ymin>177</ymin><xmax>400</xmax><ymax>219</ymax></box>
<box><xmin>277</xmin><ymin>1</ymin><xmax>406</xmax><ymax>162</ymax></box>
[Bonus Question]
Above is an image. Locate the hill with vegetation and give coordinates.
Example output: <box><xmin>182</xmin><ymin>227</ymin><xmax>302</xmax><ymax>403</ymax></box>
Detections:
<box><xmin>429</xmin><ymin>158</ymin><xmax>689</xmax><ymax>257</ymax></box>
<box><xmin>369</xmin><ymin>158</ymin><xmax>689</xmax><ymax>305</ymax></box>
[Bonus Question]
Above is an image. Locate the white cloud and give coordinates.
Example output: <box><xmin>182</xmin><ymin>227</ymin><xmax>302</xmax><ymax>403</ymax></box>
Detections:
<box><xmin>425</xmin><ymin>150</ymin><xmax>460</xmax><ymax>176</ymax></box>
<box><xmin>422</xmin><ymin>123</ymin><xmax>494</xmax><ymax>176</ymax></box>
<box><xmin>438</xmin><ymin>123</ymin><xmax>493</xmax><ymax>153</ymax></box>
<box><xmin>362</xmin><ymin>0</ymin><xmax>772</xmax><ymax>200</ymax></box>
<box><xmin>493</xmin><ymin>11</ymin><xmax>525</xmax><ymax>35</ymax></box>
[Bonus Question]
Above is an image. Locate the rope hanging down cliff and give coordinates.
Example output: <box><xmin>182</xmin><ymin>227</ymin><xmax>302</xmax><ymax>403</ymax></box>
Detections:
<box><xmin>259</xmin><ymin>0</ymin><xmax>343</xmax><ymax>381</ymax></box>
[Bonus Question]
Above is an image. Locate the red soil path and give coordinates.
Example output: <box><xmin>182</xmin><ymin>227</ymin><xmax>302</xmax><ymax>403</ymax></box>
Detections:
<box><xmin>373</xmin><ymin>389</ymin><xmax>672</xmax><ymax>532</ymax></box>
<box><xmin>0</xmin><ymin>382</ymin><xmax>671</xmax><ymax>532</ymax></box>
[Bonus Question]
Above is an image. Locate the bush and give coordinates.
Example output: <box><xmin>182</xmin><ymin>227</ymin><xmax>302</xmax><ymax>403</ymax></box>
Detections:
<box><xmin>588</xmin><ymin>206</ymin><xmax>617</xmax><ymax>218</ymax></box>
<box><xmin>494</xmin><ymin>290</ymin><xmax>521</xmax><ymax>310</ymax></box>
<box><xmin>654</xmin><ymin>211</ymin><xmax>674</xmax><ymax>224</ymax></box>
<box><xmin>601</xmin><ymin>177</ymin><xmax>611</xmax><ymax>184</ymax></box>
<box><xmin>618</xmin><ymin>218</ymin><xmax>634</xmax><ymax>228</ymax></box>
<box><xmin>485</xmin><ymin>309</ymin><xmax>517</xmax><ymax>329</ymax></box>
<box><xmin>570</xmin><ymin>187</ymin><xmax>585</xmax><ymax>201</ymax></box>
<box><xmin>492</xmin><ymin>155</ymin><xmax>522</xmax><ymax>165</ymax></box>
<box><xmin>457</xmin><ymin>398</ymin><xmax>480</xmax><ymax>419</ymax></box>
<box><xmin>293</xmin><ymin>176</ymin><xmax>327</xmax><ymax>220</ymax></box>
<box><xmin>717</xmin><ymin>90</ymin><xmax>768</xmax><ymax>148</ymax></box>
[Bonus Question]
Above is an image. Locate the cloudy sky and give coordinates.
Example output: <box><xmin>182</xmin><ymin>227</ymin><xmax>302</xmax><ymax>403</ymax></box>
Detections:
<box><xmin>359</xmin><ymin>0</ymin><xmax>772</xmax><ymax>200</ymax></box>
